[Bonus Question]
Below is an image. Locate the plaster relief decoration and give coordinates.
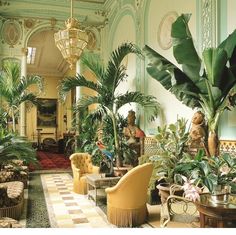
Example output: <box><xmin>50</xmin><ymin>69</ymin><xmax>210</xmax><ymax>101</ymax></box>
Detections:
<box><xmin>201</xmin><ymin>0</ymin><xmax>217</xmax><ymax>50</ymax></box>
<box><xmin>157</xmin><ymin>11</ymin><xmax>178</xmax><ymax>50</ymax></box>
<box><xmin>37</xmin><ymin>98</ymin><xmax>57</xmax><ymax>127</ymax></box>
<box><xmin>135</xmin><ymin>0</ymin><xmax>143</xmax><ymax>9</ymax></box>
<box><xmin>1</xmin><ymin>19</ymin><xmax>22</xmax><ymax>47</ymax></box>
<box><xmin>24</xmin><ymin>19</ymin><xmax>36</xmax><ymax>30</ymax></box>
<box><xmin>0</xmin><ymin>0</ymin><xmax>10</xmax><ymax>6</ymax></box>
<box><xmin>86</xmin><ymin>30</ymin><xmax>96</xmax><ymax>50</ymax></box>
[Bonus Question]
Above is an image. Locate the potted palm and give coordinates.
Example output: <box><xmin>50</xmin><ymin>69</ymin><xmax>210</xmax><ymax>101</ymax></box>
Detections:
<box><xmin>143</xmin><ymin>13</ymin><xmax>236</xmax><ymax>157</ymax></box>
<box><xmin>59</xmin><ymin>42</ymin><xmax>161</xmax><ymax>167</ymax></box>
<box><xmin>0</xmin><ymin>60</ymin><xmax>44</xmax><ymax>132</ymax></box>
<box><xmin>0</xmin><ymin>127</ymin><xmax>38</xmax><ymax>170</ymax></box>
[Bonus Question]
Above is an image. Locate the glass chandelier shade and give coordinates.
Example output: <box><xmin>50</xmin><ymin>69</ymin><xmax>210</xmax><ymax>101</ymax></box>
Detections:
<box><xmin>54</xmin><ymin>0</ymin><xmax>88</xmax><ymax>69</ymax></box>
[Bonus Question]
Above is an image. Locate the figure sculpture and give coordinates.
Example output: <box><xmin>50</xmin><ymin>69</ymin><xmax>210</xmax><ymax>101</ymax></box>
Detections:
<box><xmin>123</xmin><ymin>110</ymin><xmax>145</xmax><ymax>166</ymax></box>
<box><xmin>188</xmin><ymin>111</ymin><xmax>207</xmax><ymax>152</ymax></box>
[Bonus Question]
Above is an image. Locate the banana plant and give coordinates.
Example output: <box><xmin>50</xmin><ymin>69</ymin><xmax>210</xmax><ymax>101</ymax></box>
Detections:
<box><xmin>59</xmin><ymin>42</ymin><xmax>161</xmax><ymax>167</ymax></box>
<box><xmin>143</xmin><ymin>13</ymin><xmax>236</xmax><ymax>157</ymax></box>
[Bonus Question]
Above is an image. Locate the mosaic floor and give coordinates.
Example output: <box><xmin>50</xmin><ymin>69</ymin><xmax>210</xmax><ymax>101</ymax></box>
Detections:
<box><xmin>40</xmin><ymin>173</ymin><xmax>115</xmax><ymax>228</ymax></box>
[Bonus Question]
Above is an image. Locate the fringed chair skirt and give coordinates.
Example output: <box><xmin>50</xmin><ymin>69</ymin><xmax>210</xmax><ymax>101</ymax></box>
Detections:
<box><xmin>106</xmin><ymin>203</ymin><xmax>148</xmax><ymax>227</ymax></box>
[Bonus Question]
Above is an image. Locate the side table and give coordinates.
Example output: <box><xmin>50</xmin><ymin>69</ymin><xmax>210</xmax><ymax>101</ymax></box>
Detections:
<box><xmin>195</xmin><ymin>193</ymin><xmax>236</xmax><ymax>227</ymax></box>
<box><xmin>86</xmin><ymin>174</ymin><xmax>120</xmax><ymax>206</ymax></box>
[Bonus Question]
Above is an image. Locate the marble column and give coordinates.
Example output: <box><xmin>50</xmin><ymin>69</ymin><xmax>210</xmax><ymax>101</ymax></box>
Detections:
<box><xmin>19</xmin><ymin>47</ymin><xmax>28</xmax><ymax>137</ymax></box>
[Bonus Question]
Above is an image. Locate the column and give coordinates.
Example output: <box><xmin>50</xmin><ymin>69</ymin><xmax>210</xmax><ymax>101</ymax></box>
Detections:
<box><xmin>75</xmin><ymin>60</ymin><xmax>81</xmax><ymax>138</ymax></box>
<box><xmin>19</xmin><ymin>47</ymin><xmax>28</xmax><ymax>137</ymax></box>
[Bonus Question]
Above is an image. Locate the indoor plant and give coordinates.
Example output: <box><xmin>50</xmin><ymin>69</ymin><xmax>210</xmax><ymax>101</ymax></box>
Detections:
<box><xmin>143</xmin><ymin>13</ymin><xmax>236</xmax><ymax>157</ymax></box>
<box><xmin>149</xmin><ymin>117</ymin><xmax>189</xmax><ymax>203</ymax></box>
<box><xmin>0</xmin><ymin>127</ymin><xmax>38</xmax><ymax>170</ymax></box>
<box><xmin>174</xmin><ymin>149</ymin><xmax>236</xmax><ymax>202</ymax></box>
<box><xmin>0</xmin><ymin>60</ymin><xmax>44</xmax><ymax>132</ymax></box>
<box><xmin>59</xmin><ymin>42</ymin><xmax>161</xmax><ymax>167</ymax></box>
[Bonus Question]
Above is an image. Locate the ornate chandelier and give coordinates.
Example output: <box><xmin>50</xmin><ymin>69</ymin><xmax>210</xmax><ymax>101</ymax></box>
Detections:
<box><xmin>54</xmin><ymin>0</ymin><xmax>88</xmax><ymax>69</ymax></box>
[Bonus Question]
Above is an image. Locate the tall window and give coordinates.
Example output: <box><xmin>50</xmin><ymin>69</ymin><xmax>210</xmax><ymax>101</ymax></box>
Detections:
<box><xmin>27</xmin><ymin>47</ymin><xmax>36</xmax><ymax>64</ymax></box>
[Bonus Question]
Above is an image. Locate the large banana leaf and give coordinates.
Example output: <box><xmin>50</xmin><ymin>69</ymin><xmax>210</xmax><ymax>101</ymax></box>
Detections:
<box><xmin>143</xmin><ymin>45</ymin><xmax>201</xmax><ymax>108</ymax></box>
<box><xmin>143</xmin><ymin>13</ymin><xmax>236</xmax><ymax>111</ymax></box>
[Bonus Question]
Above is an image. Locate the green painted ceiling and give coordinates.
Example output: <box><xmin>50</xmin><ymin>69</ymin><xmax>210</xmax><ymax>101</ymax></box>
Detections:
<box><xmin>0</xmin><ymin>0</ymin><xmax>108</xmax><ymax>26</ymax></box>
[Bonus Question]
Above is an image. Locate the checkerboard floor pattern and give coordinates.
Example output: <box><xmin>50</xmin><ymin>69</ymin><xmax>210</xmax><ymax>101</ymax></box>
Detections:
<box><xmin>40</xmin><ymin>173</ymin><xmax>115</xmax><ymax>228</ymax></box>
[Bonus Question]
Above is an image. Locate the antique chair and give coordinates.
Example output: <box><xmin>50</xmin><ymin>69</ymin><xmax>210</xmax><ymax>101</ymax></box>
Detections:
<box><xmin>160</xmin><ymin>187</ymin><xmax>199</xmax><ymax>228</ymax></box>
<box><xmin>42</xmin><ymin>137</ymin><xmax>59</xmax><ymax>153</ymax></box>
<box><xmin>0</xmin><ymin>181</ymin><xmax>24</xmax><ymax>220</ymax></box>
<box><xmin>69</xmin><ymin>153</ymin><xmax>99</xmax><ymax>194</ymax></box>
<box><xmin>105</xmin><ymin>162</ymin><xmax>153</xmax><ymax>227</ymax></box>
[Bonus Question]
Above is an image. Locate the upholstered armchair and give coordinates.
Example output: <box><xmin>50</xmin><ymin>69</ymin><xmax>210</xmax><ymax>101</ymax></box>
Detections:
<box><xmin>69</xmin><ymin>153</ymin><xmax>99</xmax><ymax>194</ymax></box>
<box><xmin>105</xmin><ymin>162</ymin><xmax>153</xmax><ymax>227</ymax></box>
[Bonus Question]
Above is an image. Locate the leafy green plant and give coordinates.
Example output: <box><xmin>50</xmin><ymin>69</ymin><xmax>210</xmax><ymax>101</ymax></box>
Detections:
<box><xmin>59</xmin><ymin>42</ymin><xmax>161</xmax><ymax>167</ymax></box>
<box><xmin>0</xmin><ymin>127</ymin><xmax>38</xmax><ymax>170</ymax></box>
<box><xmin>0</xmin><ymin>60</ymin><xmax>44</xmax><ymax>132</ymax></box>
<box><xmin>143</xmin><ymin>13</ymin><xmax>236</xmax><ymax>157</ymax></box>
<box><xmin>149</xmin><ymin>117</ymin><xmax>189</xmax><ymax>184</ymax></box>
<box><xmin>174</xmin><ymin>149</ymin><xmax>236</xmax><ymax>194</ymax></box>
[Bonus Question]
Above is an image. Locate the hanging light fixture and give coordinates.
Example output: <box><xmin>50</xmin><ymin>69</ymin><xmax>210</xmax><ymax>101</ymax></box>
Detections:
<box><xmin>54</xmin><ymin>0</ymin><xmax>88</xmax><ymax>69</ymax></box>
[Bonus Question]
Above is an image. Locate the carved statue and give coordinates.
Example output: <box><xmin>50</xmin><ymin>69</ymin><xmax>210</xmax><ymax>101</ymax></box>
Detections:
<box><xmin>188</xmin><ymin>111</ymin><xmax>207</xmax><ymax>150</ymax></box>
<box><xmin>123</xmin><ymin>110</ymin><xmax>145</xmax><ymax>166</ymax></box>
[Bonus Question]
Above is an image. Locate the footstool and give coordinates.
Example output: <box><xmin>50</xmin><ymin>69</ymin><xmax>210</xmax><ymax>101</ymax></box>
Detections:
<box><xmin>0</xmin><ymin>181</ymin><xmax>24</xmax><ymax>220</ymax></box>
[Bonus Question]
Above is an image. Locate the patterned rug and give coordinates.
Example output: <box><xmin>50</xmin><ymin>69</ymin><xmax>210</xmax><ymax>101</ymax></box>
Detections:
<box><xmin>25</xmin><ymin>171</ymin><xmax>113</xmax><ymax>228</ymax></box>
<box><xmin>30</xmin><ymin>151</ymin><xmax>71</xmax><ymax>171</ymax></box>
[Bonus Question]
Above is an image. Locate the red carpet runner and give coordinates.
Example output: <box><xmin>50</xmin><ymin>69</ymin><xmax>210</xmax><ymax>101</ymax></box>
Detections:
<box><xmin>31</xmin><ymin>151</ymin><xmax>71</xmax><ymax>171</ymax></box>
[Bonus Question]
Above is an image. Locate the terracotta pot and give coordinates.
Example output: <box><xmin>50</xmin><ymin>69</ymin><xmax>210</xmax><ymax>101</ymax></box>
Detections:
<box><xmin>156</xmin><ymin>183</ymin><xmax>183</xmax><ymax>204</ymax></box>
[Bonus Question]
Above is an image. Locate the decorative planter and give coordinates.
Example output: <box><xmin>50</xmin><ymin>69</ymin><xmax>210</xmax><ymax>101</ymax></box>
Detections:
<box><xmin>210</xmin><ymin>185</ymin><xmax>231</xmax><ymax>204</ymax></box>
<box><xmin>156</xmin><ymin>183</ymin><xmax>183</xmax><ymax>204</ymax></box>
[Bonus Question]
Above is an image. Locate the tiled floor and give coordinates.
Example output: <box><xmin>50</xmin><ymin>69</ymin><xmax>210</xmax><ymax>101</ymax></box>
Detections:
<box><xmin>40</xmin><ymin>173</ymin><xmax>115</xmax><ymax>228</ymax></box>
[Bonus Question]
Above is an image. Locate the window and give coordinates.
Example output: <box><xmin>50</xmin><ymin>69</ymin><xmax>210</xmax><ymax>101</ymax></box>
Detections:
<box><xmin>27</xmin><ymin>47</ymin><xmax>36</xmax><ymax>64</ymax></box>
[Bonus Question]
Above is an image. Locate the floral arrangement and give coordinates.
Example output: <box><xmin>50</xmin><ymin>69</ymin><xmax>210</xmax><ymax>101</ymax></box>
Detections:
<box><xmin>174</xmin><ymin>149</ymin><xmax>236</xmax><ymax>201</ymax></box>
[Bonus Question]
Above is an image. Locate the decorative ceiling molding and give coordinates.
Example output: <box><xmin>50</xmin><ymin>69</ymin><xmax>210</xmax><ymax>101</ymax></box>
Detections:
<box><xmin>0</xmin><ymin>0</ymin><xmax>108</xmax><ymax>29</ymax></box>
<box><xmin>0</xmin><ymin>0</ymin><xmax>10</xmax><ymax>6</ymax></box>
<box><xmin>200</xmin><ymin>0</ymin><xmax>218</xmax><ymax>51</ymax></box>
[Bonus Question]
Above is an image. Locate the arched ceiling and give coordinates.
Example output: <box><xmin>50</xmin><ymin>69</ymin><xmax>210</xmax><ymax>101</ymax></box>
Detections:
<box><xmin>27</xmin><ymin>30</ymin><xmax>68</xmax><ymax>77</ymax></box>
<box><xmin>0</xmin><ymin>0</ymin><xmax>110</xmax><ymax>77</ymax></box>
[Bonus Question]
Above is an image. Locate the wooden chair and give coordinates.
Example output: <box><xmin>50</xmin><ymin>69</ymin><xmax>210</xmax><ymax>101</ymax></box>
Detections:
<box><xmin>161</xmin><ymin>194</ymin><xmax>199</xmax><ymax>228</ymax></box>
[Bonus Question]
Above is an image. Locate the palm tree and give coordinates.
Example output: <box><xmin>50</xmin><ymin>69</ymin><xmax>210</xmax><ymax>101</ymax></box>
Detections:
<box><xmin>0</xmin><ymin>60</ymin><xmax>44</xmax><ymax>132</ymax></box>
<box><xmin>59</xmin><ymin>42</ymin><xmax>160</xmax><ymax>167</ymax></box>
<box><xmin>143</xmin><ymin>14</ymin><xmax>236</xmax><ymax>157</ymax></box>
<box><xmin>0</xmin><ymin>127</ymin><xmax>38</xmax><ymax>170</ymax></box>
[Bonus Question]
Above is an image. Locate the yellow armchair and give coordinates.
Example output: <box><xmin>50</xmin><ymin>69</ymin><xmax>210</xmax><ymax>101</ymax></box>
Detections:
<box><xmin>70</xmin><ymin>153</ymin><xmax>99</xmax><ymax>194</ymax></box>
<box><xmin>105</xmin><ymin>162</ymin><xmax>153</xmax><ymax>227</ymax></box>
